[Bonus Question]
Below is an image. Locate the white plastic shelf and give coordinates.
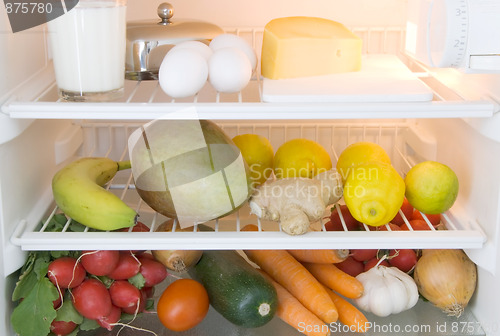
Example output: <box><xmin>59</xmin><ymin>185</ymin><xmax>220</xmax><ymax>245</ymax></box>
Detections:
<box><xmin>1</xmin><ymin>27</ymin><xmax>498</xmax><ymax>121</ymax></box>
<box><xmin>2</xmin><ymin>66</ymin><xmax>496</xmax><ymax>120</ymax></box>
<box><xmin>9</xmin><ymin>121</ymin><xmax>487</xmax><ymax>253</ymax></box>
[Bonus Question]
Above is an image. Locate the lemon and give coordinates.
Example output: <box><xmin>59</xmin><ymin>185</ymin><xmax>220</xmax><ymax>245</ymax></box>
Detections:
<box><xmin>273</xmin><ymin>138</ymin><xmax>332</xmax><ymax>179</ymax></box>
<box><xmin>343</xmin><ymin>161</ymin><xmax>405</xmax><ymax>226</ymax></box>
<box><xmin>405</xmin><ymin>161</ymin><xmax>459</xmax><ymax>214</ymax></box>
<box><xmin>336</xmin><ymin>142</ymin><xmax>391</xmax><ymax>181</ymax></box>
<box><xmin>232</xmin><ymin>134</ymin><xmax>274</xmax><ymax>187</ymax></box>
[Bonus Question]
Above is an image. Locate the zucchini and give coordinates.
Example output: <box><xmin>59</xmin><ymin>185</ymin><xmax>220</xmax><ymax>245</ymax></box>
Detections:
<box><xmin>192</xmin><ymin>249</ymin><xmax>278</xmax><ymax>328</ymax></box>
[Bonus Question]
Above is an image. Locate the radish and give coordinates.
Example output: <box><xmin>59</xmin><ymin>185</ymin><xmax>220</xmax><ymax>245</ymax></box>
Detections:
<box><xmin>72</xmin><ymin>278</ymin><xmax>112</xmax><ymax>320</ymax></box>
<box><xmin>335</xmin><ymin>256</ymin><xmax>364</xmax><ymax>277</ymax></box>
<box><xmin>50</xmin><ymin>320</ymin><xmax>77</xmax><ymax>336</ymax></box>
<box><xmin>98</xmin><ymin>305</ymin><xmax>122</xmax><ymax>331</ymax></box>
<box><xmin>388</xmin><ymin>249</ymin><xmax>418</xmax><ymax>273</ymax></box>
<box><xmin>138</xmin><ymin>255</ymin><xmax>168</xmax><ymax>287</ymax></box>
<box><xmin>80</xmin><ymin>250</ymin><xmax>120</xmax><ymax>276</ymax></box>
<box><xmin>350</xmin><ymin>249</ymin><xmax>378</xmax><ymax>262</ymax></box>
<box><xmin>121</xmin><ymin>289</ymin><xmax>147</xmax><ymax>315</ymax></box>
<box><xmin>107</xmin><ymin>252</ymin><xmax>141</xmax><ymax>280</ymax></box>
<box><xmin>364</xmin><ymin>257</ymin><xmax>390</xmax><ymax>272</ymax></box>
<box><xmin>109</xmin><ymin>280</ymin><xmax>142</xmax><ymax>308</ymax></box>
<box><xmin>47</xmin><ymin>256</ymin><xmax>86</xmax><ymax>289</ymax></box>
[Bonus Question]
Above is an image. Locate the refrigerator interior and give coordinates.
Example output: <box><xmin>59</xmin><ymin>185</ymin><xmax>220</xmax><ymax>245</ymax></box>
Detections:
<box><xmin>2</xmin><ymin>0</ymin><xmax>500</xmax><ymax>335</ymax></box>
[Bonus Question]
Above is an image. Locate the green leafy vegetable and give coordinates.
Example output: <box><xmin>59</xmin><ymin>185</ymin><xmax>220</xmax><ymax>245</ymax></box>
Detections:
<box><xmin>128</xmin><ymin>272</ymin><xmax>146</xmax><ymax>289</ymax></box>
<box><xmin>54</xmin><ymin>293</ymin><xmax>83</xmax><ymax>325</ymax></box>
<box><xmin>11</xmin><ymin>277</ymin><xmax>58</xmax><ymax>336</ymax></box>
<box><xmin>11</xmin><ymin>215</ymin><xmax>87</xmax><ymax>336</ymax></box>
<box><xmin>79</xmin><ymin>318</ymin><xmax>100</xmax><ymax>331</ymax></box>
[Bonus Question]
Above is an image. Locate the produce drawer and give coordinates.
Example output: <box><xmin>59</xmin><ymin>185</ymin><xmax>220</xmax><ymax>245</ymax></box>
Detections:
<box><xmin>10</xmin><ymin>121</ymin><xmax>486</xmax><ymax>254</ymax></box>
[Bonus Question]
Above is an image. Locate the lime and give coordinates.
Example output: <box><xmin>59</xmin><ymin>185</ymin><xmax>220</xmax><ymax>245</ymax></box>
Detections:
<box><xmin>343</xmin><ymin>161</ymin><xmax>405</xmax><ymax>226</ymax></box>
<box><xmin>232</xmin><ymin>134</ymin><xmax>274</xmax><ymax>187</ymax></box>
<box><xmin>336</xmin><ymin>142</ymin><xmax>391</xmax><ymax>181</ymax></box>
<box><xmin>405</xmin><ymin>161</ymin><xmax>459</xmax><ymax>214</ymax></box>
<box><xmin>273</xmin><ymin>138</ymin><xmax>332</xmax><ymax>179</ymax></box>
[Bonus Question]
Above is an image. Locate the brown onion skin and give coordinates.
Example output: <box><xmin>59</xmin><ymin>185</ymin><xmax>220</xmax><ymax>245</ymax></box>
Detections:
<box><xmin>413</xmin><ymin>249</ymin><xmax>477</xmax><ymax>317</ymax></box>
<box><xmin>152</xmin><ymin>220</ymin><xmax>203</xmax><ymax>273</ymax></box>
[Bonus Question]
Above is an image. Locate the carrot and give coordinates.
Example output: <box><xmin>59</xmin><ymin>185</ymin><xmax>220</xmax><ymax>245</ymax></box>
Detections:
<box><xmin>243</xmin><ymin>249</ymin><xmax>338</xmax><ymax>324</ymax></box>
<box><xmin>302</xmin><ymin>262</ymin><xmax>364</xmax><ymax>299</ymax></box>
<box><xmin>257</xmin><ymin>269</ymin><xmax>330</xmax><ymax>336</ymax></box>
<box><xmin>287</xmin><ymin>249</ymin><xmax>349</xmax><ymax>264</ymax></box>
<box><xmin>323</xmin><ymin>286</ymin><xmax>370</xmax><ymax>333</ymax></box>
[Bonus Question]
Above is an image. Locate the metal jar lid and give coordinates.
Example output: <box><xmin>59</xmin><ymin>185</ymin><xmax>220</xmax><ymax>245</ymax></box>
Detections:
<box><xmin>125</xmin><ymin>3</ymin><xmax>224</xmax><ymax>80</ymax></box>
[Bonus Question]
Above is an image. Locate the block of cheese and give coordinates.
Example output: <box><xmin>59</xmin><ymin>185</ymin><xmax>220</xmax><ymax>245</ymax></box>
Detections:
<box><xmin>261</xmin><ymin>17</ymin><xmax>362</xmax><ymax>80</ymax></box>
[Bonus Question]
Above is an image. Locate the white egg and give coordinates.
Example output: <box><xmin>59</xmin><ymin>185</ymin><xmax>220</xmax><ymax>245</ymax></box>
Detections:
<box><xmin>158</xmin><ymin>48</ymin><xmax>208</xmax><ymax>98</ymax></box>
<box><xmin>208</xmin><ymin>47</ymin><xmax>252</xmax><ymax>93</ymax></box>
<box><xmin>170</xmin><ymin>40</ymin><xmax>213</xmax><ymax>61</ymax></box>
<box><xmin>209</xmin><ymin>34</ymin><xmax>257</xmax><ymax>70</ymax></box>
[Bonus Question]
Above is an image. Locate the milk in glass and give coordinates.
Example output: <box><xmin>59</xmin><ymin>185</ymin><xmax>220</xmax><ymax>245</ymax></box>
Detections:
<box><xmin>48</xmin><ymin>0</ymin><xmax>126</xmax><ymax>101</ymax></box>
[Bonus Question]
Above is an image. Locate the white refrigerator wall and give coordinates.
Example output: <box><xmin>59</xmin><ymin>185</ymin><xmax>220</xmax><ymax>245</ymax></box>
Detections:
<box><xmin>2</xmin><ymin>0</ymin><xmax>500</xmax><ymax>335</ymax></box>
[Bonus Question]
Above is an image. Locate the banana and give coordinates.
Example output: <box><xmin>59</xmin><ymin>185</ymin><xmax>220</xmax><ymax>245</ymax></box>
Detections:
<box><xmin>52</xmin><ymin>157</ymin><xmax>137</xmax><ymax>231</ymax></box>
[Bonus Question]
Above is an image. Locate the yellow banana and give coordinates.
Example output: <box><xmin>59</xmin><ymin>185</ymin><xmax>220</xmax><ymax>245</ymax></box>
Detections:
<box><xmin>52</xmin><ymin>157</ymin><xmax>137</xmax><ymax>231</ymax></box>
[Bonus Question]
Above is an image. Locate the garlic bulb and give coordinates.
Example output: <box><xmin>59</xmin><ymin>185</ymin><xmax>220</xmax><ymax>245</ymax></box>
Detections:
<box><xmin>354</xmin><ymin>265</ymin><xmax>419</xmax><ymax>317</ymax></box>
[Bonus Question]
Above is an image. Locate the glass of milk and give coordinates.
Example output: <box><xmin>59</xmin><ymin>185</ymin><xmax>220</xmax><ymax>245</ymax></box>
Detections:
<box><xmin>47</xmin><ymin>0</ymin><xmax>126</xmax><ymax>102</ymax></box>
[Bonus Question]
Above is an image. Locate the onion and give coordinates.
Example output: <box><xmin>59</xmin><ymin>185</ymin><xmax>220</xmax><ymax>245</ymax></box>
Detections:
<box><xmin>151</xmin><ymin>220</ymin><xmax>203</xmax><ymax>273</ymax></box>
<box><xmin>413</xmin><ymin>249</ymin><xmax>477</xmax><ymax>317</ymax></box>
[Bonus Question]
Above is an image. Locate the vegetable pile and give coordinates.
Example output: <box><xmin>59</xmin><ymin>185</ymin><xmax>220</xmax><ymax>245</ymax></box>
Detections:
<box><xmin>11</xmin><ymin>215</ymin><xmax>167</xmax><ymax>336</ymax></box>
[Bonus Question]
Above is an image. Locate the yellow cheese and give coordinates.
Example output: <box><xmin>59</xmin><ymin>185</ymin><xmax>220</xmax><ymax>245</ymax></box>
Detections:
<box><xmin>261</xmin><ymin>16</ymin><xmax>362</xmax><ymax>80</ymax></box>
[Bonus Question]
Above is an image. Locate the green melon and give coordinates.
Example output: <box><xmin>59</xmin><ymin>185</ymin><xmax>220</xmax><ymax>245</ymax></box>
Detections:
<box><xmin>130</xmin><ymin>120</ymin><xmax>253</xmax><ymax>226</ymax></box>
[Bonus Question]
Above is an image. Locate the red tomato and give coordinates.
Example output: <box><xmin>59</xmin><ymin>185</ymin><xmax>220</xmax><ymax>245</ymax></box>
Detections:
<box><xmin>388</xmin><ymin>249</ymin><xmax>418</xmax><ymax>273</ymax></box>
<box><xmin>376</xmin><ymin>223</ymin><xmax>402</xmax><ymax>231</ymax></box>
<box><xmin>47</xmin><ymin>257</ymin><xmax>86</xmax><ymax>289</ymax></box>
<box><xmin>350</xmin><ymin>249</ymin><xmax>378</xmax><ymax>262</ymax></box>
<box><xmin>325</xmin><ymin>205</ymin><xmax>360</xmax><ymax>231</ymax></box>
<box><xmin>364</xmin><ymin>257</ymin><xmax>390</xmax><ymax>272</ymax></box>
<box><xmin>411</xmin><ymin>210</ymin><xmax>441</xmax><ymax>226</ymax></box>
<box><xmin>390</xmin><ymin>197</ymin><xmax>414</xmax><ymax>226</ymax></box>
<box><xmin>400</xmin><ymin>219</ymin><xmax>432</xmax><ymax>231</ymax></box>
<box><xmin>335</xmin><ymin>256</ymin><xmax>364</xmax><ymax>277</ymax></box>
<box><xmin>157</xmin><ymin>279</ymin><xmax>209</xmax><ymax>332</ymax></box>
<box><xmin>80</xmin><ymin>250</ymin><xmax>120</xmax><ymax>276</ymax></box>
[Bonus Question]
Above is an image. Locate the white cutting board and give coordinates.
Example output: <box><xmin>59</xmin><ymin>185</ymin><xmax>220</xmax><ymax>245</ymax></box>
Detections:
<box><xmin>262</xmin><ymin>54</ymin><xmax>434</xmax><ymax>103</ymax></box>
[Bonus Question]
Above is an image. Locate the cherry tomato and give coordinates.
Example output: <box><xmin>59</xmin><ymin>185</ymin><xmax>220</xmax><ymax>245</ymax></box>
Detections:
<box><xmin>411</xmin><ymin>210</ymin><xmax>441</xmax><ymax>226</ymax></box>
<box><xmin>390</xmin><ymin>197</ymin><xmax>414</xmax><ymax>226</ymax></box>
<box><xmin>157</xmin><ymin>279</ymin><xmax>209</xmax><ymax>332</ymax></box>
<box><xmin>400</xmin><ymin>219</ymin><xmax>432</xmax><ymax>231</ymax></box>
<box><xmin>325</xmin><ymin>205</ymin><xmax>360</xmax><ymax>231</ymax></box>
<box><xmin>376</xmin><ymin>223</ymin><xmax>402</xmax><ymax>231</ymax></box>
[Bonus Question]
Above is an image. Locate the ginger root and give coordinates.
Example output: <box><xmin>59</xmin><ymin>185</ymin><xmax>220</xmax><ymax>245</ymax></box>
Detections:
<box><xmin>249</xmin><ymin>169</ymin><xmax>343</xmax><ymax>235</ymax></box>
